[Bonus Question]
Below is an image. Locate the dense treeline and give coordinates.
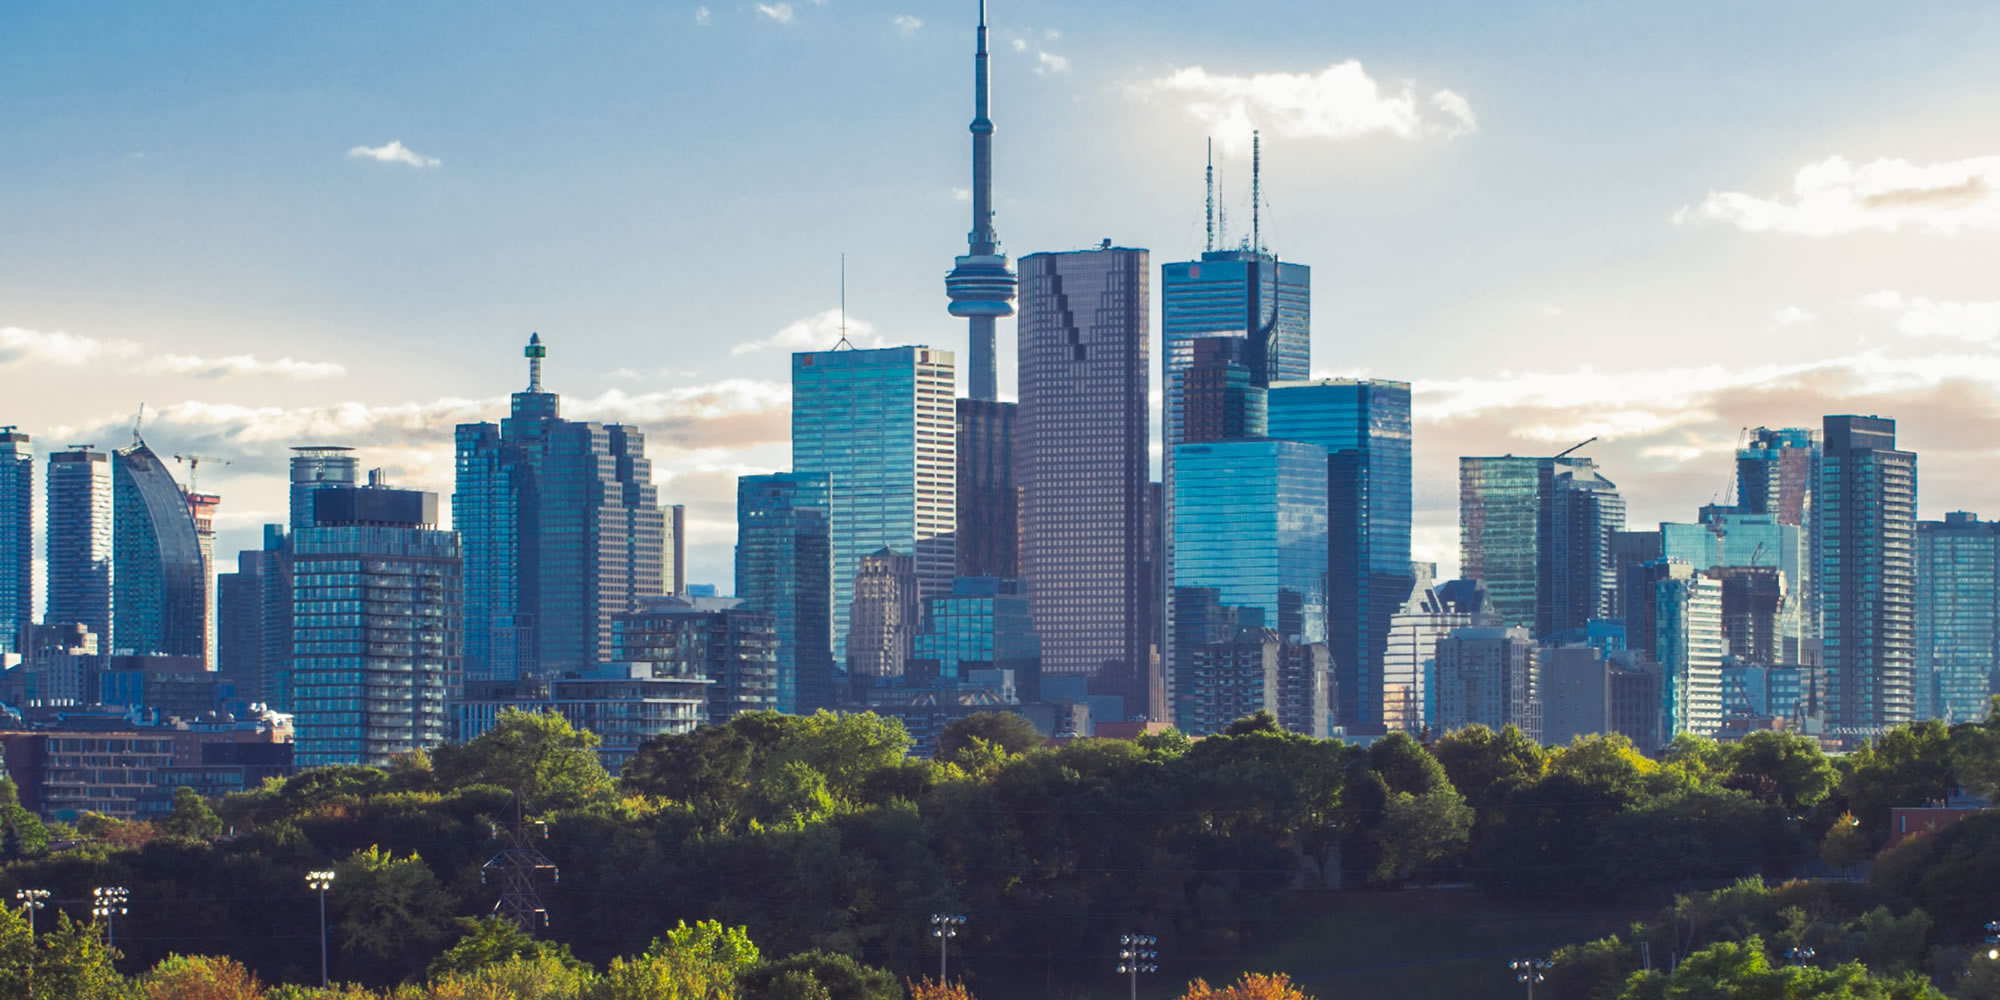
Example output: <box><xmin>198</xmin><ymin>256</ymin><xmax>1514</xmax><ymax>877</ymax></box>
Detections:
<box><xmin>3</xmin><ymin>704</ymin><xmax>2000</xmax><ymax>997</ymax></box>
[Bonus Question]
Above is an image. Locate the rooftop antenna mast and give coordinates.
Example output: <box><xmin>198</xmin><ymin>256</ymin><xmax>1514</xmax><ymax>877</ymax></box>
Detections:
<box><xmin>1204</xmin><ymin>137</ymin><xmax>1215</xmax><ymax>253</ymax></box>
<box><xmin>834</xmin><ymin>254</ymin><xmax>854</xmax><ymax>350</ymax></box>
<box><xmin>131</xmin><ymin>403</ymin><xmax>146</xmax><ymax>446</ymax></box>
<box><xmin>1252</xmin><ymin>129</ymin><xmax>1262</xmax><ymax>256</ymax></box>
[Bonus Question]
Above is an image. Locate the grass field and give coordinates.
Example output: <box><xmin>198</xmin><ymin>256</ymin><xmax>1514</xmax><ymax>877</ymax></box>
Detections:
<box><xmin>1184</xmin><ymin>888</ymin><xmax>1650</xmax><ymax>1000</ymax></box>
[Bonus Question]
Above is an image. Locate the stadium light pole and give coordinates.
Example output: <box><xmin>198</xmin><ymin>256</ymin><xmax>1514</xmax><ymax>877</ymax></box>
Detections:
<box><xmin>1784</xmin><ymin>945</ymin><xmax>1816</xmax><ymax>967</ymax></box>
<box><xmin>308</xmin><ymin>870</ymin><xmax>337</xmax><ymax>987</ymax></box>
<box><xmin>1510</xmin><ymin>957</ymin><xmax>1552</xmax><ymax>1000</ymax></box>
<box><xmin>14</xmin><ymin>889</ymin><xmax>47</xmax><ymax>935</ymax></box>
<box><xmin>930</xmin><ymin>913</ymin><xmax>964</xmax><ymax>981</ymax></box>
<box><xmin>91</xmin><ymin>886</ymin><xmax>128</xmax><ymax>949</ymax></box>
<box><xmin>1118</xmin><ymin>933</ymin><xmax>1158</xmax><ymax>1000</ymax></box>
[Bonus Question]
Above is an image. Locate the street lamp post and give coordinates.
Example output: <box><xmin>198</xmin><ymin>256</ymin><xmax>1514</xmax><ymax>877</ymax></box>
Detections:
<box><xmin>930</xmin><ymin>913</ymin><xmax>965</xmax><ymax>981</ymax></box>
<box><xmin>14</xmin><ymin>889</ymin><xmax>48</xmax><ymax>935</ymax></box>
<box><xmin>1509</xmin><ymin>958</ymin><xmax>1552</xmax><ymax>1000</ymax></box>
<box><xmin>1117</xmin><ymin>934</ymin><xmax>1158</xmax><ymax>1000</ymax></box>
<box><xmin>1983</xmin><ymin>920</ymin><xmax>1999</xmax><ymax>961</ymax></box>
<box><xmin>307</xmin><ymin>870</ymin><xmax>337</xmax><ymax>987</ymax></box>
<box><xmin>91</xmin><ymin>887</ymin><xmax>129</xmax><ymax>949</ymax></box>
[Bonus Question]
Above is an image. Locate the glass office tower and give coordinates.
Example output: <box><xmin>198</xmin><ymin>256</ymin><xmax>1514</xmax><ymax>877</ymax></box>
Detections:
<box><xmin>454</xmin><ymin>335</ymin><xmax>668</xmax><ymax>679</ymax></box>
<box><xmin>791</xmin><ymin>346</ymin><xmax>957</xmax><ymax>661</ymax></box>
<box><xmin>1171</xmin><ymin>438</ymin><xmax>1327</xmax><ymax>726</ymax></box>
<box><xmin>292</xmin><ymin>483</ymin><xmax>462</xmax><ymax>768</ymax></box>
<box><xmin>1916</xmin><ymin>511</ymin><xmax>1999</xmax><ymax>722</ymax></box>
<box><xmin>1821</xmin><ymin>415</ymin><xmax>1917</xmax><ymax>732</ymax></box>
<box><xmin>1017</xmin><ymin>247</ymin><xmax>1152</xmax><ymax>705</ymax></box>
<box><xmin>47</xmin><ymin>446</ymin><xmax>113</xmax><ymax>659</ymax></box>
<box><xmin>1460</xmin><ymin>454</ymin><xmax>1624</xmax><ymax>638</ymax></box>
<box><xmin>1661</xmin><ymin>513</ymin><xmax>1807</xmax><ymax>663</ymax></box>
<box><xmin>913</xmin><ymin>576</ymin><xmax>1041</xmax><ymax>699</ymax></box>
<box><xmin>111</xmin><ymin>441</ymin><xmax>207</xmax><ymax>659</ymax></box>
<box><xmin>1269</xmin><ymin>378</ymin><xmax>1414</xmax><ymax>732</ymax></box>
<box><xmin>736</xmin><ymin>473</ymin><xmax>834</xmax><ymax>714</ymax></box>
<box><xmin>0</xmin><ymin>429</ymin><xmax>29</xmax><ymax>655</ymax></box>
<box><xmin>1160</xmin><ymin>250</ymin><xmax>1310</xmax><ymax>704</ymax></box>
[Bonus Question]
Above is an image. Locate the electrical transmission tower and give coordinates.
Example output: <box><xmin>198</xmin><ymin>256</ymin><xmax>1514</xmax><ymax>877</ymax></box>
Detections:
<box><xmin>480</xmin><ymin>795</ymin><xmax>560</xmax><ymax>931</ymax></box>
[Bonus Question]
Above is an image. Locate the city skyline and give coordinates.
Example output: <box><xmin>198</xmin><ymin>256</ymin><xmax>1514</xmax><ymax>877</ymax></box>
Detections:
<box><xmin>6</xmin><ymin>1</ymin><xmax>2000</xmax><ymax>598</ymax></box>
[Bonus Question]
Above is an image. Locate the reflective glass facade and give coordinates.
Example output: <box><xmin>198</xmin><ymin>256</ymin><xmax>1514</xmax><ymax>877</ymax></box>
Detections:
<box><xmin>111</xmin><ymin>442</ymin><xmax>206</xmax><ymax>659</ymax></box>
<box><xmin>791</xmin><ymin>346</ymin><xmax>957</xmax><ymax>661</ymax></box>
<box><xmin>1821</xmin><ymin>415</ymin><xmax>1918</xmax><ymax>731</ymax></box>
<box><xmin>1269</xmin><ymin>378</ymin><xmax>1414</xmax><ymax>732</ymax></box>
<box><xmin>736</xmin><ymin>473</ymin><xmax>834</xmax><ymax>714</ymax></box>
<box><xmin>1160</xmin><ymin>251</ymin><xmax>1310</xmax><ymax>702</ymax></box>
<box><xmin>956</xmin><ymin>399</ymin><xmax>1018</xmax><ymax>579</ymax></box>
<box><xmin>1916</xmin><ymin>512</ymin><xmax>2000</xmax><ymax>722</ymax></box>
<box><xmin>914</xmin><ymin>577</ymin><xmax>1040</xmax><ymax>700</ymax></box>
<box><xmin>292</xmin><ymin>489</ymin><xmax>462</xmax><ymax>768</ymax></box>
<box><xmin>0</xmin><ymin>430</ymin><xmax>29</xmax><ymax>655</ymax></box>
<box><xmin>1661</xmin><ymin>513</ymin><xmax>1807</xmax><ymax>662</ymax></box>
<box><xmin>1459</xmin><ymin>455</ymin><xmax>1624</xmax><ymax>638</ymax></box>
<box><xmin>1017</xmin><ymin>248</ymin><xmax>1152</xmax><ymax>697</ymax></box>
<box><xmin>453</xmin><ymin>340</ymin><xmax>667</xmax><ymax>679</ymax></box>
<box><xmin>1171</xmin><ymin>439</ymin><xmax>1326</xmax><ymax>727</ymax></box>
<box><xmin>46</xmin><ymin>448</ymin><xmax>113</xmax><ymax>652</ymax></box>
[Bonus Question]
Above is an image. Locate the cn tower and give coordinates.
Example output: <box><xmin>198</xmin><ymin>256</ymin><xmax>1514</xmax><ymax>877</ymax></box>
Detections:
<box><xmin>943</xmin><ymin>0</ymin><xmax>1015</xmax><ymax>401</ymax></box>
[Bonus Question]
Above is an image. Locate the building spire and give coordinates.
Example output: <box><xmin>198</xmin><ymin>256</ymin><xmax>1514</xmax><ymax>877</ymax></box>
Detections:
<box><xmin>1204</xmin><ymin>137</ymin><xmax>1214</xmax><ymax>253</ymax></box>
<box><xmin>834</xmin><ymin>254</ymin><xmax>854</xmax><ymax>350</ymax></box>
<box><xmin>1252</xmin><ymin>129</ymin><xmax>1262</xmax><ymax>256</ymax></box>
<box><xmin>945</xmin><ymin>0</ymin><xmax>1017</xmax><ymax>400</ymax></box>
<box><xmin>525</xmin><ymin>332</ymin><xmax>546</xmax><ymax>392</ymax></box>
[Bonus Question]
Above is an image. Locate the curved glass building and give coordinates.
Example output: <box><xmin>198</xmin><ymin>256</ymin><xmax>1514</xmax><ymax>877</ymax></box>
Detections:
<box><xmin>113</xmin><ymin>442</ymin><xmax>206</xmax><ymax>659</ymax></box>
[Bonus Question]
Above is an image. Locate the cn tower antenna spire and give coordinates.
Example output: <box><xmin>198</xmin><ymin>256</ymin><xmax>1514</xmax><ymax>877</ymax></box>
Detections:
<box><xmin>944</xmin><ymin>0</ymin><xmax>1016</xmax><ymax>401</ymax></box>
<box><xmin>1205</xmin><ymin>137</ymin><xmax>1215</xmax><ymax>253</ymax></box>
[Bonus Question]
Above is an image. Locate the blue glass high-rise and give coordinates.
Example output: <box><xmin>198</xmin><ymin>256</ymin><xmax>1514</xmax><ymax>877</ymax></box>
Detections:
<box><xmin>0</xmin><ymin>429</ymin><xmax>29</xmax><ymax>655</ymax></box>
<box><xmin>736</xmin><ymin>473</ymin><xmax>834</xmax><ymax>714</ymax></box>
<box><xmin>1269</xmin><ymin>379</ymin><xmax>1413</xmax><ymax>733</ymax></box>
<box><xmin>111</xmin><ymin>441</ymin><xmax>207</xmax><ymax>659</ymax></box>
<box><xmin>1160</xmin><ymin>250</ymin><xmax>1310</xmax><ymax>703</ymax></box>
<box><xmin>913</xmin><ymin>576</ymin><xmax>1040</xmax><ymax>701</ymax></box>
<box><xmin>791</xmin><ymin>346</ymin><xmax>957</xmax><ymax>662</ymax></box>
<box><xmin>1820</xmin><ymin>415</ymin><xmax>1917</xmax><ymax>731</ymax></box>
<box><xmin>1171</xmin><ymin>438</ymin><xmax>1327</xmax><ymax>726</ymax></box>
<box><xmin>1916</xmin><ymin>511</ymin><xmax>1999</xmax><ymax>722</ymax></box>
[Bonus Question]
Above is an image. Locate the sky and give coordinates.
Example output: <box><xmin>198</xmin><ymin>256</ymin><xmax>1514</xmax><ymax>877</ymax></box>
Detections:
<box><xmin>6</xmin><ymin>0</ymin><xmax>2000</xmax><ymax>598</ymax></box>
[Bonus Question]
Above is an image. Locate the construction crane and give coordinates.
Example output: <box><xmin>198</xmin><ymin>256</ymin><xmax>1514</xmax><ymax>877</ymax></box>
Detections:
<box><xmin>1714</xmin><ymin>426</ymin><xmax>1750</xmax><ymax>509</ymax></box>
<box><xmin>131</xmin><ymin>403</ymin><xmax>147</xmax><ymax>445</ymax></box>
<box><xmin>1552</xmin><ymin>436</ymin><xmax>1598</xmax><ymax>460</ymax></box>
<box><xmin>173</xmin><ymin>454</ymin><xmax>231</xmax><ymax>491</ymax></box>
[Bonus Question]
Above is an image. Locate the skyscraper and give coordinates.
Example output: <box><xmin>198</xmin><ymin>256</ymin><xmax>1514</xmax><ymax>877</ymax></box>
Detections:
<box><xmin>1160</xmin><ymin>216</ymin><xmax>1310</xmax><ymax>712</ymax></box>
<box><xmin>956</xmin><ymin>399</ymin><xmax>1018</xmax><ymax>579</ymax></box>
<box><xmin>1661</xmin><ymin>512</ymin><xmax>1807</xmax><ymax>662</ymax></box>
<box><xmin>1636</xmin><ymin>560</ymin><xmax>1725</xmax><ymax>738</ymax></box>
<box><xmin>1171</xmin><ymin>438</ymin><xmax>1327</xmax><ymax>726</ymax></box>
<box><xmin>1269</xmin><ymin>378</ymin><xmax>1415</xmax><ymax>734</ymax></box>
<box><xmin>46</xmin><ymin>446</ymin><xmax>112</xmax><ymax>658</ymax></box>
<box><xmin>111</xmin><ymin>441</ymin><xmax>206</xmax><ymax>660</ymax></box>
<box><xmin>453</xmin><ymin>334</ymin><xmax>669</xmax><ymax>679</ymax></box>
<box><xmin>1820</xmin><ymin>415</ymin><xmax>1917</xmax><ymax>732</ymax></box>
<box><xmin>0</xmin><ymin>428</ymin><xmax>30</xmax><ymax>655</ymax></box>
<box><xmin>1017</xmin><ymin>246</ymin><xmax>1152</xmax><ymax>708</ymax></box>
<box><xmin>186</xmin><ymin>489</ymin><xmax>220</xmax><ymax>669</ymax></box>
<box><xmin>942</xmin><ymin>0</ymin><xmax>1016</xmax><ymax>402</ymax></box>
<box><xmin>293</xmin><ymin>480</ymin><xmax>461</xmax><ymax>768</ymax></box>
<box><xmin>914</xmin><ymin>576</ymin><xmax>1040</xmax><ymax>699</ymax></box>
<box><xmin>1737</xmin><ymin>427</ymin><xmax>1818</xmax><ymax>527</ymax></box>
<box><xmin>791</xmin><ymin>345</ymin><xmax>957</xmax><ymax>660</ymax></box>
<box><xmin>1459</xmin><ymin>453</ymin><xmax>1624</xmax><ymax>638</ymax></box>
<box><xmin>1182</xmin><ymin>337</ymin><xmax>1267</xmax><ymax>444</ymax></box>
<box><xmin>736</xmin><ymin>472</ymin><xmax>834</xmax><ymax>714</ymax></box>
<box><xmin>289</xmin><ymin>446</ymin><xmax>358</xmax><ymax>530</ymax></box>
<box><xmin>1915</xmin><ymin>511</ymin><xmax>1997</xmax><ymax>722</ymax></box>
<box><xmin>848</xmin><ymin>548</ymin><xmax>920</xmax><ymax>687</ymax></box>
<box><xmin>1383</xmin><ymin>572</ymin><xmax>1493</xmax><ymax>736</ymax></box>
<box><xmin>613</xmin><ymin>596</ymin><xmax>780</xmax><ymax>724</ymax></box>
<box><xmin>1434</xmin><ymin>626</ymin><xmax>1539</xmax><ymax>740</ymax></box>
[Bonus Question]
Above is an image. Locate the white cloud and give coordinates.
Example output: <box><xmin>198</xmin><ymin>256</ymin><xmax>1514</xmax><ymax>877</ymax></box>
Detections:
<box><xmin>1010</xmin><ymin>38</ymin><xmax>1027</xmax><ymax>52</ymax></box>
<box><xmin>1043</xmin><ymin>28</ymin><xmax>1060</xmax><ymax>40</ymax></box>
<box><xmin>346</xmin><ymin>140</ymin><xmax>441</xmax><ymax>169</ymax></box>
<box><xmin>143</xmin><ymin>353</ymin><xmax>347</xmax><ymax>380</ymax></box>
<box><xmin>1036</xmin><ymin>51</ymin><xmax>1069</xmax><ymax>76</ymax></box>
<box><xmin>1772</xmin><ymin>305</ymin><xmax>1816</xmax><ymax>327</ymax></box>
<box><xmin>694</xmin><ymin>6</ymin><xmax>711</xmax><ymax>25</ymax></box>
<box><xmin>755</xmin><ymin>3</ymin><xmax>794</xmax><ymax>24</ymax></box>
<box><xmin>731</xmin><ymin>308</ymin><xmax>882</xmax><ymax>355</ymax></box>
<box><xmin>892</xmin><ymin>14</ymin><xmax>921</xmax><ymax>35</ymax></box>
<box><xmin>951</xmin><ymin>186</ymin><xmax>971</xmax><ymax>202</ymax></box>
<box><xmin>1130</xmin><ymin>61</ymin><xmax>1477</xmax><ymax>155</ymax></box>
<box><xmin>0</xmin><ymin>326</ymin><xmax>139</xmax><ymax>367</ymax></box>
<box><xmin>1860</xmin><ymin>290</ymin><xmax>2000</xmax><ymax>344</ymax></box>
<box><xmin>1676</xmin><ymin>154</ymin><xmax>2000</xmax><ymax>236</ymax></box>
